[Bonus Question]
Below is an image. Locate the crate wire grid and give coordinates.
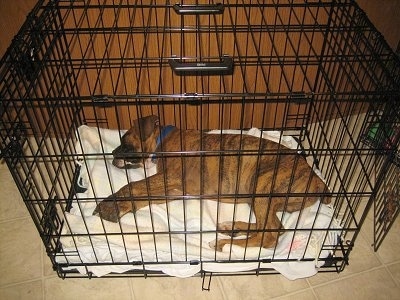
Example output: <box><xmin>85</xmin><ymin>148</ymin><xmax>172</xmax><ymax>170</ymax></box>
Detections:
<box><xmin>0</xmin><ymin>0</ymin><xmax>399</xmax><ymax>282</ymax></box>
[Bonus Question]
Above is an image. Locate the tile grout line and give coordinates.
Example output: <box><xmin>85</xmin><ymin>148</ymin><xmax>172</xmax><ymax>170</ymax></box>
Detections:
<box><xmin>0</xmin><ymin>277</ymin><xmax>44</xmax><ymax>290</ymax></box>
<box><xmin>128</xmin><ymin>278</ymin><xmax>137</xmax><ymax>300</ymax></box>
<box><xmin>214</xmin><ymin>276</ymin><xmax>228</xmax><ymax>300</ymax></box>
<box><xmin>309</xmin><ymin>264</ymin><xmax>397</xmax><ymax>290</ymax></box>
<box><xmin>0</xmin><ymin>214</ymin><xmax>45</xmax><ymax>297</ymax></box>
<box><xmin>42</xmin><ymin>278</ymin><xmax>46</xmax><ymax>300</ymax></box>
<box><xmin>382</xmin><ymin>262</ymin><xmax>400</xmax><ymax>288</ymax></box>
<box><xmin>41</xmin><ymin>243</ymin><xmax>46</xmax><ymax>300</ymax></box>
<box><xmin>0</xmin><ymin>215</ymin><xmax>33</xmax><ymax>225</ymax></box>
<box><xmin>270</xmin><ymin>287</ymin><xmax>317</xmax><ymax>300</ymax></box>
<box><xmin>310</xmin><ymin>286</ymin><xmax>319</xmax><ymax>300</ymax></box>
<box><xmin>363</xmin><ymin>223</ymin><xmax>400</xmax><ymax>289</ymax></box>
<box><xmin>375</xmin><ymin>244</ymin><xmax>400</xmax><ymax>288</ymax></box>
<box><xmin>306</xmin><ymin>277</ymin><xmax>319</xmax><ymax>300</ymax></box>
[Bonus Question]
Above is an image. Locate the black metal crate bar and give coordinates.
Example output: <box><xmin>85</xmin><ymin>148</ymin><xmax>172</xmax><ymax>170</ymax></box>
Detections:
<box><xmin>0</xmin><ymin>0</ymin><xmax>399</xmax><ymax>282</ymax></box>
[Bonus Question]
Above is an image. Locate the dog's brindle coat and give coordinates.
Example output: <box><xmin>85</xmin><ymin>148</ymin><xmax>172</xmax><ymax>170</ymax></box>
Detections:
<box><xmin>93</xmin><ymin>115</ymin><xmax>331</xmax><ymax>251</ymax></box>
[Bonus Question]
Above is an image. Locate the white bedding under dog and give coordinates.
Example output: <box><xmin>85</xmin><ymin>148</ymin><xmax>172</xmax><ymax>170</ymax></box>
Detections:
<box><xmin>58</xmin><ymin>126</ymin><xmax>341</xmax><ymax>280</ymax></box>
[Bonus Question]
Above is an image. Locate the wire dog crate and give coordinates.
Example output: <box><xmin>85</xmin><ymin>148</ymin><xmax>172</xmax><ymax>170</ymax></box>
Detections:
<box><xmin>0</xmin><ymin>0</ymin><xmax>399</xmax><ymax>289</ymax></box>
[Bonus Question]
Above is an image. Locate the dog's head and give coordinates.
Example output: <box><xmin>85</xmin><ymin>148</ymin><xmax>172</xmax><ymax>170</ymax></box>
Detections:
<box><xmin>112</xmin><ymin>115</ymin><xmax>160</xmax><ymax>169</ymax></box>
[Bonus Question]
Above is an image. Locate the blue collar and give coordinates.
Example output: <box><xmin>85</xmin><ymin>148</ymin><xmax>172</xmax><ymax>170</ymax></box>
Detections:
<box><xmin>152</xmin><ymin>125</ymin><xmax>175</xmax><ymax>163</ymax></box>
<box><xmin>156</xmin><ymin>125</ymin><xmax>176</xmax><ymax>147</ymax></box>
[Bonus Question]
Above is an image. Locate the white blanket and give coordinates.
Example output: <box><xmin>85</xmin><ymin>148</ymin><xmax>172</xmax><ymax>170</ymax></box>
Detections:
<box><xmin>58</xmin><ymin>126</ymin><xmax>341</xmax><ymax>279</ymax></box>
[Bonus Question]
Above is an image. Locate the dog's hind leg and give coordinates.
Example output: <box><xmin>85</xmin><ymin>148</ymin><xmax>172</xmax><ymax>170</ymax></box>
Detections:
<box><xmin>211</xmin><ymin>198</ymin><xmax>282</xmax><ymax>251</ymax></box>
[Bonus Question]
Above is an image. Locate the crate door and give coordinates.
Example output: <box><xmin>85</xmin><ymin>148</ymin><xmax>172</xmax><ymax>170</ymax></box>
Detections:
<box><xmin>373</xmin><ymin>154</ymin><xmax>400</xmax><ymax>251</ymax></box>
<box><xmin>371</xmin><ymin>103</ymin><xmax>400</xmax><ymax>251</ymax></box>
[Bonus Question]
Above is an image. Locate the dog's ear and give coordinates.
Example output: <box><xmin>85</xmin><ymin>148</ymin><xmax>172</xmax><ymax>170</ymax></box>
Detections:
<box><xmin>134</xmin><ymin>115</ymin><xmax>160</xmax><ymax>141</ymax></box>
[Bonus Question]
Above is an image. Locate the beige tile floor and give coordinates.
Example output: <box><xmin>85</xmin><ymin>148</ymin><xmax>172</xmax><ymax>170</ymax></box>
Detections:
<box><xmin>0</xmin><ymin>162</ymin><xmax>399</xmax><ymax>300</ymax></box>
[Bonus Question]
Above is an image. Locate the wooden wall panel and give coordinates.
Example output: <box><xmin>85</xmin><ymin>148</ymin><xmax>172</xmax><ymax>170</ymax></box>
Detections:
<box><xmin>1</xmin><ymin>1</ymin><xmax>398</xmax><ymax>133</ymax></box>
<box><xmin>357</xmin><ymin>0</ymin><xmax>400</xmax><ymax>51</ymax></box>
<box><xmin>0</xmin><ymin>0</ymin><xmax>37</xmax><ymax>57</ymax></box>
<box><xmin>1</xmin><ymin>0</ymin><xmax>398</xmax><ymax>63</ymax></box>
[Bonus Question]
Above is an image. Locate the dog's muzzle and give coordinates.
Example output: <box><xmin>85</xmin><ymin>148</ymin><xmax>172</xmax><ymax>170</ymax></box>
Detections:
<box><xmin>112</xmin><ymin>158</ymin><xmax>144</xmax><ymax>169</ymax></box>
<box><xmin>112</xmin><ymin>145</ymin><xmax>144</xmax><ymax>169</ymax></box>
<box><xmin>111</xmin><ymin>125</ymin><xmax>176</xmax><ymax>169</ymax></box>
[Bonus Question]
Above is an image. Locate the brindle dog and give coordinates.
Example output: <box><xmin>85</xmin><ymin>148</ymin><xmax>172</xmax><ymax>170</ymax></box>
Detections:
<box><xmin>93</xmin><ymin>115</ymin><xmax>331</xmax><ymax>251</ymax></box>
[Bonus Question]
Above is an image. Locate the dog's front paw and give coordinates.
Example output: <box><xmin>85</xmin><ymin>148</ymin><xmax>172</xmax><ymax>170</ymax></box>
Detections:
<box><xmin>209</xmin><ymin>239</ymin><xmax>224</xmax><ymax>252</ymax></box>
<box><xmin>93</xmin><ymin>198</ymin><xmax>133</xmax><ymax>222</ymax></box>
<box><xmin>93</xmin><ymin>200</ymin><xmax>120</xmax><ymax>222</ymax></box>
<box><xmin>217</xmin><ymin>221</ymin><xmax>240</xmax><ymax>237</ymax></box>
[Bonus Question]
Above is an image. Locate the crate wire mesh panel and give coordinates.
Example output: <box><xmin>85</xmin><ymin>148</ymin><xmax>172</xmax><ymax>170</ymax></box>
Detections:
<box><xmin>0</xmin><ymin>0</ymin><xmax>399</xmax><ymax>284</ymax></box>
